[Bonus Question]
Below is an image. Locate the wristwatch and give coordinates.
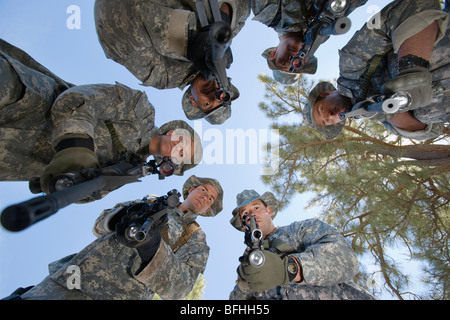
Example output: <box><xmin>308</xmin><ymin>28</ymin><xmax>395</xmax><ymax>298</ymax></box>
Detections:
<box><xmin>287</xmin><ymin>256</ymin><xmax>299</xmax><ymax>281</ymax></box>
<box><xmin>398</xmin><ymin>54</ymin><xmax>430</xmax><ymax>72</ymax></box>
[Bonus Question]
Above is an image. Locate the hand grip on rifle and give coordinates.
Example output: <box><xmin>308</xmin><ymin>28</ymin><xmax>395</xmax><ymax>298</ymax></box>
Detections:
<box><xmin>339</xmin><ymin>92</ymin><xmax>411</xmax><ymax>120</ymax></box>
<box><xmin>209</xmin><ymin>21</ymin><xmax>232</xmax><ymax>105</ymax></box>
<box><xmin>289</xmin><ymin>0</ymin><xmax>351</xmax><ymax>72</ymax></box>
<box><xmin>243</xmin><ymin>214</ymin><xmax>265</xmax><ymax>267</ymax></box>
<box><xmin>242</xmin><ymin>214</ymin><xmax>265</xmax><ymax>299</ymax></box>
<box><xmin>116</xmin><ymin>189</ymin><xmax>181</xmax><ymax>247</ymax></box>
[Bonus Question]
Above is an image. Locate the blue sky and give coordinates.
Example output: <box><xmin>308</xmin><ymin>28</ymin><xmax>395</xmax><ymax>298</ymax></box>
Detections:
<box><xmin>0</xmin><ymin>0</ymin><xmax>405</xmax><ymax>300</ymax></box>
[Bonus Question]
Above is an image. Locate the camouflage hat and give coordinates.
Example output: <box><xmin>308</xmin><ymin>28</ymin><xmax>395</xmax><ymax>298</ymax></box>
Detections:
<box><xmin>182</xmin><ymin>175</ymin><xmax>224</xmax><ymax>217</ymax></box>
<box><xmin>261</xmin><ymin>47</ymin><xmax>318</xmax><ymax>84</ymax></box>
<box><xmin>181</xmin><ymin>80</ymin><xmax>240</xmax><ymax>125</ymax></box>
<box><xmin>230</xmin><ymin>190</ymin><xmax>279</xmax><ymax>231</ymax></box>
<box><xmin>156</xmin><ymin>120</ymin><xmax>203</xmax><ymax>175</ymax></box>
<box><xmin>302</xmin><ymin>81</ymin><xmax>345</xmax><ymax>140</ymax></box>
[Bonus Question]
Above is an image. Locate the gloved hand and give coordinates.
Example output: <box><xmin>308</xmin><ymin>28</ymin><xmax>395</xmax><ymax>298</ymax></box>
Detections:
<box><xmin>115</xmin><ymin>202</ymin><xmax>168</xmax><ymax>263</ymax></box>
<box><xmin>238</xmin><ymin>251</ymin><xmax>290</xmax><ymax>291</ymax></box>
<box><xmin>187</xmin><ymin>27</ymin><xmax>233</xmax><ymax>81</ymax></box>
<box><xmin>41</xmin><ymin>147</ymin><xmax>99</xmax><ymax>194</ymax></box>
<box><xmin>383</xmin><ymin>67</ymin><xmax>433</xmax><ymax>111</ymax></box>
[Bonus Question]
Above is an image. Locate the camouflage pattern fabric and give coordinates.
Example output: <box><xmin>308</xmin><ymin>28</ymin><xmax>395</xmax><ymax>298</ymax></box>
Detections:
<box><xmin>0</xmin><ymin>38</ymin><xmax>202</xmax><ymax>180</ymax></box>
<box><xmin>251</xmin><ymin>0</ymin><xmax>368</xmax><ymax>35</ymax></box>
<box><xmin>0</xmin><ymin>39</ymin><xmax>73</xmax><ymax>180</ymax></box>
<box><xmin>229</xmin><ymin>218</ymin><xmax>376</xmax><ymax>300</ymax></box>
<box><xmin>21</xmin><ymin>175</ymin><xmax>224</xmax><ymax>300</ymax></box>
<box><xmin>0</xmin><ymin>78</ymin><xmax>157</xmax><ymax>181</ymax></box>
<box><xmin>94</xmin><ymin>0</ymin><xmax>250</xmax><ymax>90</ymax></box>
<box><xmin>21</xmin><ymin>206</ymin><xmax>209</xmax><ymax>300</ymax></box>
<box><xmin>337</xmin><ymin>0</ymin><xmax>449</xmax><ymax>140</ymax></box>
<box><xmin>252</xmin><ymin>0</ymin><xmax>367</xmax><ymax>82</ymax></box>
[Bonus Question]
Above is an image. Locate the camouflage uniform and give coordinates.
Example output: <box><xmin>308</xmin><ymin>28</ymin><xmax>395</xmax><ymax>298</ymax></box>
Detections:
<box><xmin>0</xmin><ymin>38</ymin><xmax>72</xmax><ymax>180</ymax></box>
<box><xmin>95</xmin><ymin>0</ymin><xmax>249</xmax><ymax>90</ymax></box>
<box><xmin>20</xmin><ymin>175</ymin><xmax>223</xmax><ymax>300</ymax></box>
<box><xmin>229</xmin><ymin>190</ymin><xmax>376</xmax><ymax>300</ymax></box>
<box><xmin>253</xmin><ymin>0</ymin><xmax>368</xmax><ymax>83</ymax></box>
<box><xmin>0</xmin><ymin>40</ymin><xmax>200</xmax><ymax>181</ymax></box>
<box><xmin>337</xmin><ymin>0</ymin><xmax>449</xmax><ymax>140</ymax></box>
<box><xmin>94</xmin><ymin>0</ymin><xmax>249</xmax><ymax>125</ymax></box>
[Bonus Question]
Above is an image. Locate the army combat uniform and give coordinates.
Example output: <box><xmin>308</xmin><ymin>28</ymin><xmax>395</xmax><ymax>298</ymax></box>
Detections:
<box><xmin>253</xmin><ymin>0</ymin><xmax>368</xmax><ymax>83</ymax></box>
<box><xmin>337</xmin><ymin>0</ymin><xmax>449</xmax><ymax>140</ymax></box>
<box><xmin>251</xmin><ymin>0</ymin><xmax>367</xmax><ymax>35</ymax></box>
<box><xmin>229</xmin><ymin>219</ymin><xmax>376</xmax><ymax>300</ymax></box>
<box><xmin>20</xmin><ymin>203</ymin><xmax>207</xmax><ymax>299</ymax></box>
<box><xmin>94</xmin><ymin>0</ymin><xmax>250</xmax><ymax>90</ymax></box>
<box><xmin>0</xmin><ymin>38</ymin><xmax>72</xmax><ymax>180</ymax></box>
<box><xmin>0</xmin><ymin>40</ymin><xmax>198</xmax><ymax>182</ymax></box>
<box><xmin>229</xmin><ymin>190</ymin><xmax>376</xmax><ymax>300</ymax></box>
<box><xmin>20</xmin><ymin>175</ymin><xmax>223</xmax><ymax>300</ymax></box>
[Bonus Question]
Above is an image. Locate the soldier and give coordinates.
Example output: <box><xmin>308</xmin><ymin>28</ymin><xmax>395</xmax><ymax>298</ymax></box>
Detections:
<box><xmin>254</xmin><ymin>0</ymin><xmax>368</xmax><ymax>84</ymax></box>
<box><xmin>229</xmin><ymin>190</ymin><xmax>376</xmax><ymax>300</ymax></box>
<box><xmin>0</xmin><ymin>39</ymin><xmax>202</xmax><ymax>194</ymax></box>
<box><xmin>303</xmin><ymin>0</ymin><xmax>449</xmax><ymax>140</ymax></box>
<box><xmin>4</xmin><ymin>175</ymin><xmax>223</xmax><ymax>300</ymax></box>
<box><xmin>94</xmin><ymin>0</ymin><xmax>251</xmax><ymax>125</ymax></box>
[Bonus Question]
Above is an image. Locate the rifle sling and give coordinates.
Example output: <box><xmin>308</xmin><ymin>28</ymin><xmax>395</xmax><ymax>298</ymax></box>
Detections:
<box><xmin>161</xmin><ymin>221</ymin><xmax>201</xmax><ymax>253</ymax></box>
<box><xmin>360</xmin><ymin>55</ymin><xmax>383</xmax><ymax>100</ymax></box>
<box><xmin>104</xmin><ymin>120</ymin><xmax>128</xmax><ymax>155</ymax></box>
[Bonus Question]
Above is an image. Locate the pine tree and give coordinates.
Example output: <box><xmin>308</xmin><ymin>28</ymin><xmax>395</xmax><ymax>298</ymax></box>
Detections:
<box><xmin>258</xmin><ymin>74</ymin><xmax>450</xmax><ymax>299</ymax></box>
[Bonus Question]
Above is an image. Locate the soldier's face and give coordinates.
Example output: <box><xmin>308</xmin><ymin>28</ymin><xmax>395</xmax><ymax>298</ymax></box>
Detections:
<box><xmin>313</xmin><ymin>91</ymin><xmax>350</xmax><ymax>126</ymax></box>
<box><xmin>158</xmin><ymin>130</ymin><xmax>195</xmax><ymax>164</ymax></box>
<box><xmin>190</xmin><ymin>76</ymin><xmax>223</xmax><ymax>113</ymax></box>
<box><xmin>239</xmin><ymin>199</ymin><xmax>275</xmax><ymax>238</ymax></box>
<box><xmin>186</xmin><ymin>184</ymin><xmax>218</xmax><ymax>215</ymax></box>
<box><xmin>270</xmin><ymin>34</ymin><xmax>303</xmax><ymax>72</ymax></box>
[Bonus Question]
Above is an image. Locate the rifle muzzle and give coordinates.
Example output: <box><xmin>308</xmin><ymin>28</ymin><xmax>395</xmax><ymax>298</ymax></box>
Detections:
<box><xmin>319</xmin><ymin>16</ymin><xmax>351</xmax><ymax>36</ymax></box>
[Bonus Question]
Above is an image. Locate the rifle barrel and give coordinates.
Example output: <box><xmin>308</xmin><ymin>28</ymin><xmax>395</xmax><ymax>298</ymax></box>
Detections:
<box><xmin>1</xmin><ymin>175</ymin><xmax>138</xmax><ymax>232</ymax></box>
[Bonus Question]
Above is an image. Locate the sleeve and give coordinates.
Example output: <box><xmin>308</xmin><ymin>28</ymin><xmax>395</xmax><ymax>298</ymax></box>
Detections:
<box><xmin>92</xmin><ymin>199</ymin><xmax>142</xmax><ymax>237</ymax></box>
<box><xmin>251</xmin><ymin>0</ymin><xmax>367</xmax><ymax>35</ymax></box>
<box><xmin>338</xmin><ymin>0</ymin><xmax>448</xmax><ymax>99</ymax></box>
<box><xmin>380</xmin><ymin>120</ymin><xmax>444</xmax><ymax>140</ymax></box>
<box><xmin>290</xmin><ymin>219</ymin><xmax>359</xmax><ymax>287</ymax></box>
<box><xmin>251</xmin><ymin>0</ymin><xmax>305</xmax><ymax>34</ymax></box>
<box><xmin>132</xmin><ymin>228</ymin><xmax>210</xmax><ymax>300</ymax></box>
<box><xmin>50</xmin><ymin>82</ymin><xmax>155</xmax><ymax>147</ymax></box>
<box><xmin>229</xmin><ymin>283</ymin><xmax>255</xmax><ymax>300</ymax></box>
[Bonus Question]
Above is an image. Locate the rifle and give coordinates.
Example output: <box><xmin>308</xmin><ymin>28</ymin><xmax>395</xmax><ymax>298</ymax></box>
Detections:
<box><xmin>0</xmin><ymin>157</ymin><xmax>178</xmax><ymax>232</ymax></box>
<box><xmin>195</xmin><ymin>0</ymin><xmax>233</xmax><ymax>106</ymax></box>
<box><xmin>120</xmin><ymin>189</ymin><xmax>181</xmax><ymax>244</ymax></box>
<box><xmin>242</xmin><ymin>214</ymin><xmax>265</xmax><ymax>299</ymax></box>
<box><xmin>339</xmin><ymin>92</ymin><xmax>411</xmax><ymax>120</ymax></box>
<box><xmin>289</xmin><ymin>0</ymin><xmax>352</xmax><ymax>72</ymax></box>
<box><xmin>338</xmin><ymin>77</ymin><xmax>448</xmax><ymax>120</ymax></box>
<box><xmin>243</xmin><ymin>214</ymin><xmax>265</xmax><ymax>267</ymax></box>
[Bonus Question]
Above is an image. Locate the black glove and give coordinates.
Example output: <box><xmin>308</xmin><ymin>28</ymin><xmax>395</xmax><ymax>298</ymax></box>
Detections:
<box><xmin>187</xmin><ymin>26</ymin><xmax>233</xmax><ymax>80</ymax></box>
<box><xmin>115</xmin><ymin>202</ymin><xmax>167</xmax><ymax>262</ymax></box>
